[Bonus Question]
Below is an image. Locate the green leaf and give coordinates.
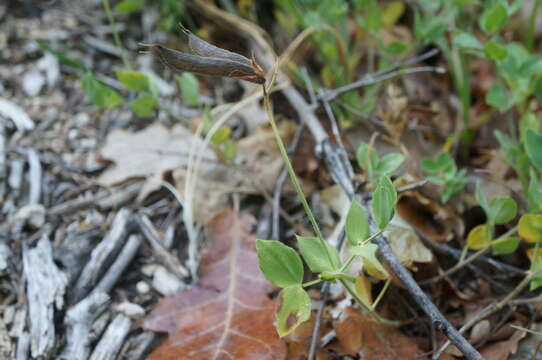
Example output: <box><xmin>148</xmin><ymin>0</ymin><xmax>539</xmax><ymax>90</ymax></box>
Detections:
<box><xmin>489</xmin><ymin>197</ymin><xmax>517</xmax><ymax>224</ymax></box>
<box><xmin>116</xmin><ymin>70</ymin><xmax>151</xmax><ymax>93</ymax></box>
<box><xmin>385</xmin><ymin>40</ymin><xmax>408</xmax><ymax>55</ymax></box>
<box><xmin>518</xmin><ymin>214</ymin><xmax>542</xmax><ymax>243</ymax></box>
<box><xmin>275</xmin><ymin>285</ymin><xmax>311</xmax><ymax>337</ymax></box>
<box><xmin>453</xmin><ymin>31</ymin><xmax>483</xmax><ymax>50</ymax></box>
<box><xmin>421</xmin><ymin>152</ymin><xmax>455</xmax><ymax>175</ymax></box>
<box><xmin>356</xmin><ymin>142</ymin><xmax>379</xmax><ymax>178</ymax></box>
<box><xmin>346</xmin><ymin>199</ymin><xmax>370</xmax><ymax>246</ymax></box>
<box><xmin>296</xmin><ymin>236</ymin><xmax>340</xmax><ymax>273</ymax></box>
<box><xmin>475</xmin><ymin>182</ymin><xmax>491</xmax><ymax>219</ymax></box>
<box><xmin>211</xmin><ymin>127</ymin><xmax>231</xmax><ymax>146</ymax></box>
<box><xmin>351</xmin><ymin>243</ymin><xmax>389</xmax><ymax>280</ymax></box>
<box><xmin>81</xmin><ymin>73</ymin><xmax>122</xmax><ymax>109</ymax></box>
<box><xmin>486</xmin><ymin>83</ymin><xmax>514</xmax><ymax>112</ymax></box>
<box><xmin>528</xmin><ymin>168</ymin><xmax>542</xmax><ymax>213</ymax></box>
<box><xmin>220</xmin><ymin>139</ymin><xmax>237</xmax><ymax>162</ymax></box>
<box><xmin>520</xmin><ymin>113</ymin><xmax>540</xmax><ymax>144</ymax></box>
<box><xmin>467</xmin><ymin>224</ymin><xmax>491</xmax><ymax>250</ymax></box>
<box><xmin>371</xmin><ymin>176</ymin><xmax>397</xmax><ymax>230</ymax></box>
<box><xmin>492</xmin><ymin>237</ymin><xmax>520</xmax><ymax>255</ymax></box>
<box><xmin>255</xmin><ymin>239</ymin><xmax>303</xmax><ymax>287</ymax></box>
<box><xmin>375</xmin><ymin>153</ymin><xmax>405</xmax><ymax>177</ymax></box>
<box><xmin>484</xmin><ymin>40</ymin><xmax>508</xmax><ymax>61</ymax></box>
<box><xmin>177</xmin><ymin>72</ymin><xmax>200</xmax><ymax>106</ymax></box>
<box><xmin>115</xmin><ymin>0</ymin><xmax>143</xmax><ymax>14</ymax></box>
<box><xmin>535</xmin><ymin>76</ymin><xmax>542</xmax><ymax>103</ymax></box>
<box><xmin>480</xmin><ymin>2</ymin><xmax>508</xmax><ymax>33</ymax></box>
<box><xmin>525</xmin><ymin>129</ymin><xmax>542</xmax><ymax>172</ymax></box>
<box><xmin>130</xmin><ymin>96</ymin><xmax>157</xmax><ymax>118</ymax></box>
<box><xmin>441</xmin><ymin>169</ymin><xmax>467</xmax><ymax>203</ymax></box>
<box><xmin>530</xmin><ymin>258</ymin><xmax>542</xmax><ymax>291</ymax></box>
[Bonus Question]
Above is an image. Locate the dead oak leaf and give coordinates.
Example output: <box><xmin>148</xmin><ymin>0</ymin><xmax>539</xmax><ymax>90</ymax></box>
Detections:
<box><xmin>97</xmin><ymin>123</ymin><xmax>215</xmax><ymax>186</ymax></box>
<box><xmin>144</xmin><ymin>210</ymin><xmax>286</xmax><ymax>360</ymax></box>
<box><xmin>335</xmin><ymin>308</ymin><xmax>428</xmax><ymax>359</ymax></box>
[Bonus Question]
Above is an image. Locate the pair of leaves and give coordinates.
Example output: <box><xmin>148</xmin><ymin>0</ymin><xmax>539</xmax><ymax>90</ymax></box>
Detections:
<box><xmin>346</xmin><ymin>177</ymin><xmax>397</xmax><ymax>247</ymax></box>
<box><xmin>466</xmin><ymin>224</ymin><xmax>520</xmax><ymax>254</ymax></box>
<box><xmin>421</xmin><ymin>152</ymin><xmax>467</xmax><ymax>203</ymax></box>
<box><xmin>356</xmin><ymin>143</ymin><xmax>405</xmax><ymax>183</ymax></box>
<box><xmin>475</xmin><ymin>183</ymin><xmax>518</xmax><ymax>225</ymax></box>
<box><xmin>255</xmin><ymin>240</ymin><xmax>311</xmax><ymax>337</ymax></box>
<box><xmin>116</xmin><ymin>70</ymin><xmax>158</xmax><ymax>118</ymax></box>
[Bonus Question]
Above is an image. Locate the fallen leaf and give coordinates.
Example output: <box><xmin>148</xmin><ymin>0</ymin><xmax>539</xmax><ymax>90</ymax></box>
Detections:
<box><xmin>98</xmin><ymin>123</ymin><xmax>215</xmax><ymax>186</ymax></box>
<box><xmin>144</xmin><ymin>210</ymin><xmax>287</xmax><ymax>359</ymax></box>
<box><xmin>334</xmin><ymin>308</ymin><xmax>428</xmax><ymax>359</ymax></box>
<box><xmin>480</xmin><ymin>328</ymin><xmax>525</xmax><ymax>360</ymax></box>
<box><xmin>384</xmin><ymin>214</ymin><xmax>434</xmax><ymax>269</ymax></box>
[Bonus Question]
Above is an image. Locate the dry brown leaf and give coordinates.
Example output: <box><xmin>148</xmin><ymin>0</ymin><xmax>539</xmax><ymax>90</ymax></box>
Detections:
<box><xmin>98</xmin><ymin>123</ymin><xmax>215</xmax><ymax>186</ymax></box>
<box><xmin>384</xmin><ymin>214</ymin><xmax>434</xmax><ymax>269</ymax></box>
<box><xmin>479</xmin><ymin>329</ymin><xmax>525</xmax><ymax>360</ymax></box>
<box><xmin>143</xmin><ymin>210</ymin><xmax>286</xmax><ymax>359</ymax></box>
<box><xmin>334</xmin><ymin>308</ymin><xmax>428</xmax><ymax>359</ymax></box>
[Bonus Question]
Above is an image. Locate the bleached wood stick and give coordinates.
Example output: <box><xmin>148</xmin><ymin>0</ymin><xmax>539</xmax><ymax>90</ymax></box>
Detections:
<box><xmin>23</xmin><ymin>234</ymin><xmax>68</xmax><ymax>358</ymax></box>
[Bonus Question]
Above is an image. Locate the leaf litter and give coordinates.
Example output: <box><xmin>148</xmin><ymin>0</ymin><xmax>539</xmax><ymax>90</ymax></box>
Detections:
<box><xmin>143</xmin><ymin>209</ymin><xmax>287</xmax><ymax>359</ymax></box>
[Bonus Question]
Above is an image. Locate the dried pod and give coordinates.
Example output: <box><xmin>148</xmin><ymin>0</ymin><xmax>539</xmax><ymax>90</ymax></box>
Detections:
<box><xmin>141</xmin><ymin>27</ymin><xmax>265</xmax><ymax>85</ymax></box>
<box><xmin>180</xmin><ymin>25</ymin><xmax>251</xmax><ymax>67</ymax></box>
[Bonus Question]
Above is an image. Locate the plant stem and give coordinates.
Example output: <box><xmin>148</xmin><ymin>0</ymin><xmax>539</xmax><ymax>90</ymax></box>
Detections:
<box><xmin>262</xmin><ymin>86</ymin><xmax>334</xmax><ymax>267</ymax></box>
<box><xmin>339</xmin><ymin>279</ymin><xmax>401</xmax><ymax>327</ymax></box>
<box><xmin>372</xmin><ymin>278</ymin><xmax>391</xmax><ymax>310</ymax></box>
<box><xmin>302</xmin><ymin>278</ymin><xmax>323</xmax><ymax>288</ymax></box>
<box><xmin>102</xmin><ymin>0</ymin><xmax>131</xmax><ymax>69</ymax></box>
<box><xmin>527</xmin><ymin>0</ymin><xmax>540</xmax><ymax>52</ymax></box>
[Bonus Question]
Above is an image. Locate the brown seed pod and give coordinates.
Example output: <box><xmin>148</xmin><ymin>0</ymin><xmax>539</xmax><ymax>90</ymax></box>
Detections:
<box><xmin>180</xmin><ymin>24</ymin><xmax>252</xmax><ymax>67</ymax></box>
<box><xmin>140</xmin><ymin>26</ymin><xmax>265</xmax><ymax>85</ymax></box>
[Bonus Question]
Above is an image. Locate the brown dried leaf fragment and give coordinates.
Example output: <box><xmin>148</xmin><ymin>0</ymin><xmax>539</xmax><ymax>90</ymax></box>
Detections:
<box><xmin>143</xmin><ymin>210</ymin><xmax>286</xmax><ymax>360</ymax></box>
<box><xmin>141</xmin><ymin>26</ymin><xmax>265</xmax><ymax>84</ymax></box>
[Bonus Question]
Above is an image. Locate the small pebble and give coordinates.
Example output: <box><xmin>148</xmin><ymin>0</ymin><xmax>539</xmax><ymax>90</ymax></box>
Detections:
<box><xmin>152</xmin><ymin>266</ymin><xmax>183</xmax><ymax>295</ymax></box>
<box><xmin>136</xmin><ymin>281</ymin><xmax>150</xmax><ymax>295</ymax></box>
<box><xmin>115</xmin><ymin>301</ymin><xmax>145</xmax><ymax>319</ymax></box>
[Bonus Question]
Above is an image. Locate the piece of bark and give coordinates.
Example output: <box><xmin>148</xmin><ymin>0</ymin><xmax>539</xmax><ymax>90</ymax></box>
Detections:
<box><xmin>136</xmin><ymin>213</ymin><xmax>188</xmax><ymax>279</ymax></box>
<box><xmin>89</xmin><ymin>314</ymin><xmax>132</xmax><ymax>360</ymax></box>
<box><xmin>59</xmin><ymin>292</ymin><xmax>110</xmax><ymax>360</ymax></box>
<box><xmin>70</xmin><ymin>209</ymin><xmax>131</xmax><ymax>304</ymax></box>
<box><xmin>120</xmin><ymin>331</ymin><xmax>156</xmax><ymax>360</ymax></box>
<box><xmin>91</xmin><ymin>234</ymin><xmax>142</xmax><ymax>296</ymax></box>
<box><xmin>23</xmin><ymin>234</ymin><xmax>68</xmax><ymax>358</ymax></box>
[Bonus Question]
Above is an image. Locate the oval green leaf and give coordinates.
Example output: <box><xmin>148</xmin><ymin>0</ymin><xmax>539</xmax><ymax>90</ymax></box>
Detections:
<box><xmin>489</xmin><ymin>197</ymin><xmax>517</xmax><ymax>224</ymax></box>
<box><xmin>525</xmin><ymin>129</ymin><xmax>542</xmax><ymax>172</ymax></box>
<box><xmin>518</xmin><ymin>214</ymin><xmax>542</xmax><ymax>243</ymax></box>
<box><xmin>346</xmin><ymin>199</ymin><xmax>370</xmax><ymax>246</ymax></box>
<box><xmin>467</xmin><ymin>224</ymin><xmax>491</xmax><ymax>250</ymax></box>
<box><xmin>492</xmin><ymin>236</ymin><xmax>520</xmax><ymax>255</ymax></box>
<box><xmin>275</xmin><ymin>285</ymin><xmax>311</xmax><ymax>337</ymax></box>
<box><xmin>296</xmin><ymin>236</ymin><xmax>340</xmax><ymax>273</ymax></box>
<box><xmin>371</xmin><ymin>176</ymin><xmax>397</xmax><ymax>230</ymax></box>
<box><xmin>351</xmin><ymin>243</ymin><xmax>389</xmax><ymax>280</ymax></box>
<box><xmin>256</xmin><ymin>239</ymin><xmax>303</xmax><ymax>287</ymax></box>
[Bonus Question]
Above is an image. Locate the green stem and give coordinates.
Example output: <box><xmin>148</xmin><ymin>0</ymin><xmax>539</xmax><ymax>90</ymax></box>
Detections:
<box><xmin>339</xmin><ymin>279</ymin><xmax>401</xmax><ymax>327</ymax></box>
<box><xmin>302</xmin><ymin>278</ymin><xmax>323</xmax><ymax>288</ymax></box>
<box><xmin>340</xmin><ymin>231</ymin><xmax>383</xmax><ymax>273</ymax></box>
<box><xmin>103</xmin><ymin>0</ymin><xmax>131</xmax><ymax>69</ymax></box>
<box><xmin>527</xmin><ymin>1</ymin><xmax>540</xmax><ymax>52</ymax></box>
<box><xmin>372</xmin><ymin>278</ymin><xmax>391</xmax><ymax>310</ymax></box>
<box><xmin>262</xmin><ymin>87</ymin><xmax>334</xmax><ymax>267</ymax></box>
